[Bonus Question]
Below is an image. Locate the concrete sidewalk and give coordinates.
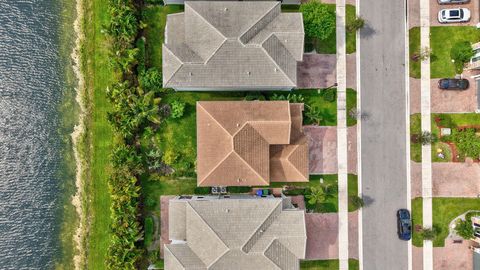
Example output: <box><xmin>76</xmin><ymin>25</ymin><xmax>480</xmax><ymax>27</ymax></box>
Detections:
<box><xmin>419</xmin><ymin>0</ymin><xmax>433</xmax><ymax>268</ymax></box>
<box><xmin>336</xmin><ymin>0</ymin><xmax>349</xmax><ymax>269</ymax></box>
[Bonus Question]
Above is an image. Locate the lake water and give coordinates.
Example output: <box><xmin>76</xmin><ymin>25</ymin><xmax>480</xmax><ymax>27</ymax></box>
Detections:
<box><xmin>0</xmin><ymin>0</ymin><xmax>77</xmax><ymax>268</ymax></box>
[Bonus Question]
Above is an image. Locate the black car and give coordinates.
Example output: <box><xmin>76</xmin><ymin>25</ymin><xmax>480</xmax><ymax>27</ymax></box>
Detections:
<box><xmin>397</xmin><ymin>209</ymin><xmax>412</xmax><ymax>241</ymax></box>
<box><xmin>438</xmin><ymin>78</ymin><xmax>469</xmax><ymax>90</ymax></box>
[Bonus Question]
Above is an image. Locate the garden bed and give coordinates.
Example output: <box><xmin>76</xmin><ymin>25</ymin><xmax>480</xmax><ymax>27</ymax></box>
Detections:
<box><xmin>410</xmin><ymin>113</ymin><xmax>480</xmax><ymax>162</ymax></box>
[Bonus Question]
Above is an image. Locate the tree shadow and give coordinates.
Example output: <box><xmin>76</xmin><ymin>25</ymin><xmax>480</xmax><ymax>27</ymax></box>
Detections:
<box><xmin>360</xmin><ymin>23</ymin><xmax>376</xmax><ymax>39</ymax></box>
<box><xmin>362</xmin><ymin>195</ymin><xmax>375</xmax><ymax>207</ymax></box>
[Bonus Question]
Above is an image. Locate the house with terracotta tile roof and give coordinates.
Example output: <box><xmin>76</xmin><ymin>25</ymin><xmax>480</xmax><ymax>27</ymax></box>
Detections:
<box><xmin>162</xmin><ymin>1</ymin><xmax>304</xmax><ymax>91</ymax></box>
<box><xmin>164</xmin><ymin>195</ymin><xmax>307</xmax><ymax>270</ymax></box>
<box><xmin>196</xmin><ymin>101</ymin><xmax>309</xmax><ymax>187</ymax></box>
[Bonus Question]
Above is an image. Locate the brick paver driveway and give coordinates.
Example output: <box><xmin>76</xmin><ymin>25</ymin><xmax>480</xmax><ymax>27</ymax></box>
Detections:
<box><xmin>305</xmin><ymin>212</ymin><xmax>358</xmax><ymax>260</ymax></box>
<box><xmin>305</xmin><ymin>126</ymin><xmax>357</xmax><ymax>174</ymax></box>
<box><xmin>411</xmin><ymin>161</ymin><xmax>480</xmax><ymax>198</ymax></box>
<box><xmin>297</xmin><ymin>54</ymin><xmax>337</xmax><ymax>89</ymax></box>
<box><xmin>410</xmin><ymin>78</ymin><xmax>477</xmax><ymax>113</ymax></box>
<box><xmin>430</xmin><ymin>0</ymin><xmax>479</xmax><ymax>27</ymax></box>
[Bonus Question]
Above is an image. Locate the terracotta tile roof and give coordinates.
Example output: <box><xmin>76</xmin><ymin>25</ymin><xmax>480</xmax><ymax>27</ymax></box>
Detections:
<box><xmin>196</xmin><ymin>101</ymin><xmax>308</xmax><ymax>186</ymax></box>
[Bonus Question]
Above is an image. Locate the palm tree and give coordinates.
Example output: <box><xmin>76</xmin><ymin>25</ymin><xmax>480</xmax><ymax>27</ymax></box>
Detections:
<box><xmin>305</xmin><ymin>184</ymin><xmax>337</xmax><ymax>205</ymax></box>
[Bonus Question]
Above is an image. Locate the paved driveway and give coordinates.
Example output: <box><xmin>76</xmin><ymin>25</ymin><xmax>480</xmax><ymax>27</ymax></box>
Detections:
<box><xmin>297</xmin><ymin>54</ymin><xmax>357</xmax><ymax>89</ymax></box>
<box><xmin>430</xmin><ymin>0</ymin><xmax>479</xmax><ymax>27</ymax></box>
<box><xmin>411</xmin><ymin>161</ymin><xmax>480</xmax><ymax>198</ymax></box>
<box><xmin>410</xmin><ymin>78</ymin><xmax>478</xmax><ymax>113</ymax></box>
<box><xmin>297</xmin><ymin>54</ymin><xmax>337</xmax><ymax>89</ymax></box>
<box><xmin>305</xmin><ymin>212</ymin><xmax>359</xmax><ymax>260</ymax></box>
<box><xmin>304</xmin><ymin>126</ymin><xmax>357</xmax><ymax>174</ymax></box>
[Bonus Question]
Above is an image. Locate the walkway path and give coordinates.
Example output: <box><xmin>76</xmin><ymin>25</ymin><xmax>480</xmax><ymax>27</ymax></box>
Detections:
<box><xmin>419</xmin><ymin>0</ymin><xmax>433</xmax><ymax>268</ymax></box>
<box><xmin>336</xmin><ymin>0</ymin><xmax>349</xmax><ymax>268</ymax></box>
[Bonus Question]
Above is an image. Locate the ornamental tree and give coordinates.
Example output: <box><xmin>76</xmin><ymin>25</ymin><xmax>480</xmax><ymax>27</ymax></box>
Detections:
<box><xmin>300</xmin><ymin>1</ymin><xmax>336</xmax><ymax>40</ymax></box>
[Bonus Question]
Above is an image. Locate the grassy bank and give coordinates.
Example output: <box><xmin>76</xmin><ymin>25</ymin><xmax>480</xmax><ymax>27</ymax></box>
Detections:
<box><xmin>82</xmin><ymin>0</ymin><xmax>116</xmax><ymax>268</ymax></box>
<box><xmin>55</xmin><ymin>0</ymin><xmax>82</xmax><ymax>268</ymax></box>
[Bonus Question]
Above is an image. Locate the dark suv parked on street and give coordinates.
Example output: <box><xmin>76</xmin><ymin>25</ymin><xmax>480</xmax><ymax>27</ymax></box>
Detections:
<box><xmin>397</xmin><ymin>209</ymin><xmax>412</xmax><ymax>241</ymax></box>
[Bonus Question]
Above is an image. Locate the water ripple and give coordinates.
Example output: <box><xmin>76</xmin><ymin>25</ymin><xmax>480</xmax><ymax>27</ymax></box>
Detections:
<box><xmin>0</xmin><ymin>0</ymin><xmax>67</xmax><ymax>268</ymax></box>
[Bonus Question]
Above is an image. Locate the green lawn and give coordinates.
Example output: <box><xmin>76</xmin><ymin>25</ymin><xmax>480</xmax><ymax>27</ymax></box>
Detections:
<box><xmin>83</xmin><ymin>0</ymin><xmax>117</xmax><ymax>268</ymax></box>
<box><xmin>409</xmin><ymin>27</ymin><xmax>421</xmax><ymax>78</ymax></box>
<box><xmin>144</xmin><ymin>216</ymin><xmax>154</xmax><ymax>247</ymax></box>
<box><xmin>412</xmin><ymin>197</ymin><xmax>480</xmax><ymax>247</ymax></box>
<box><xmin>430</xmin><ymin>26</ymin><xmax>480</xmax><ymax>78</ymax></box>
<box><xmin>301</xmin><ymin>259</ymin><xmax>359</xmax><ymax>270</ymax></box>
<box><xmin>431</xmin><ymin>113</ymin><xmax>480</xmax><ymax>135</ymax></box>
<box><xmin>410</xmin><ymin>113</ymin><xmax>421</xmax><ymax>162</ymax></box>
<box><xmin>270</xmin><ymin>174</ymin><xmax>359</xmax><ymax>213</ymax></box>
<box><xmin>143</xmin><ymin>5</ymin><xmax>183</xmax><ymax>69</ymax></box>
<box><xmin>311</xmin><ymin>4</ymin><xmax>356</xmax><ymax>54</ymax></box>
<box><xmin>411</xmin><ymin>197</ymin><xmax>423</xmax><ymax>247</ymax></box>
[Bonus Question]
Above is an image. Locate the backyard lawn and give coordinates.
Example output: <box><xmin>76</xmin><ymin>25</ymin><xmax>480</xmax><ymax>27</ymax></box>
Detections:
<box><xmin>301</xmin><ymin>259</ymin><xmax>359</xmax><ymax>270</ymax></box>
<box><xmin>143</xmin><ymin>5</ymin><xmax>183</xmax><ymax>69</ymax></box>
<box><xmin>412</xmin><ymin>197</ymin><xmax>480</xmax><ymax>247</ymax></box>
<box><xmin>430</xmin><ymin>27</ymin><xmax>480</xmax><ymax>78</ymax></box>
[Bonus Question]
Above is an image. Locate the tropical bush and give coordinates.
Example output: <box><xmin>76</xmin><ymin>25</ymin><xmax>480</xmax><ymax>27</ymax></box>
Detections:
<box><xmin>322</xmin><ymin>88</ymin><xmax>336</xmax><ymax>102</ymax></box>
<box><xmin>450</xmin><ymin>41</ymin><xmax>474</xmax><ymax>74</ymax></box>
<box><xmin>454</xmin><ymin>219</ymin><xmax>474</xmax><ymax>240</ymax></box>
<box><xmin>170</xmin><ymin>100</ymin><xmax>186</xmax><ymax>119</ymax></box>
<box><xmin>349</xmin><ymin>195</ymin><xmax>365</xmax><ymax>209</ymax></box>
<box><xmin>421</xmin><ymin>227</ymin><xmax>438</xmax><ymax>240</ymax></box>
<box><xmin>300</xmin><ymin>1</ymin><xmax>336</xmax><ymax>40</ymax></box>
<box><xmin>139</xmin><ymin>67</ymin><xmax>163</xmax><ymax>91</ymax></box>
<box><xmin>346</xmin><ymin>16</ymin><xmax>365</xmax><ymax>33</ymax></box>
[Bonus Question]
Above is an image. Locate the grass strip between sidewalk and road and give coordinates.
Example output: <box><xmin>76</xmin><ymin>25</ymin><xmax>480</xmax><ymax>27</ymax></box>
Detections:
<box><xmin>301</xmin><ymin>259</ymin><xmax>359</xmax><ymax>270</ymax></box>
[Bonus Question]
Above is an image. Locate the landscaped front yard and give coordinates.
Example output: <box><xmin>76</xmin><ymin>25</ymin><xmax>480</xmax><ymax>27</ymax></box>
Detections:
<box><xmin>411</xmin><ymin>197</ymin><xmax>480</xmax><ymax>247</ymax></box>
<box><xmin>410</xmin><ymin>113</ymin><xmax>480</xmax><ymax>162</ymax></box>
<box><xmin>283</xmin><ymin>4</ymin><xmax>357</xmax><ymax>54</ymax></box>
<box><xmin>271</xmin><ymin>174</ymin><xmax>360</xmax><ymax>213</ymax></box>
<box><xmin>409</xmin><ymin>26</ymin><xmax>480</xmax><ymax>78</ymax></box>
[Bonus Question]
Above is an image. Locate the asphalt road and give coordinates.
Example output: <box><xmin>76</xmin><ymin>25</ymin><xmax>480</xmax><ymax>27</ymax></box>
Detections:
<box><xmin>358</xmin><ymin>0</ymin><xmax>409</xmax><ymax>269</ymax></box>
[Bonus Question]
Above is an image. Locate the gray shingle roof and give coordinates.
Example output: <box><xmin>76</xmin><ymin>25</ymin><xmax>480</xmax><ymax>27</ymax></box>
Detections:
<box><xmin>163</xmin><ymin>1</ymin><xmax>304</xmax><ymax>90</ymax></box>
<box><xmin>165</xmin><ymin>197</ymin><xmax>307</xmax><ymax>270</ymax></box>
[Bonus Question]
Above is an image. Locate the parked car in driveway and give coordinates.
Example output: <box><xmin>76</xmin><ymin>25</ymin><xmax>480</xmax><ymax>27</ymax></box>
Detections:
<box><xmin>397</xmin><ymin>209</ymin><xmax>412</xmax><ymax>241</ymax></box>
<box><xmin>437</xmin><ymin>0</ymin><xmax>470</xmax><ymax>4</ymax></box>
<box><xmin>438</xmin><ymin>8</ymin><xmax>471</xmax><ymax>23</ymax></box>
<box><xmin>438</xmin><ymin>78</ymin><xmax>469</xmax><ymax>90</ymax></box>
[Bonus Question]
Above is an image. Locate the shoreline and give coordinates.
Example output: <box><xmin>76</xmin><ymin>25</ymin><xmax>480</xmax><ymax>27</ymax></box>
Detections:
<box><xmin>70</xmin><ymin>0</ymin><xmax>87</xmax><ymax>267</ymax></box>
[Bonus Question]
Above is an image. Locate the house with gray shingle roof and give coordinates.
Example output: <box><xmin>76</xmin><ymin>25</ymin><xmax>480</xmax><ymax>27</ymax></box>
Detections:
<box><xmin>164</xmin><ymin>0</ymin><xmax>300</xmax><ymax>6</ymax></box>
<box><xmin>164</xmin><ymin>195</ymin><xmax>307</xmax><ymax>270</ymax></box>
<box><xmin>163</xmin><ymin>1</ymin><xmax>304</xmax><ymax>91</ymax></box>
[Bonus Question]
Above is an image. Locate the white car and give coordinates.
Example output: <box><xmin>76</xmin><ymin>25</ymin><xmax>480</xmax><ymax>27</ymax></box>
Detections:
<box><xmin>437</xmin><ymin>0</ymin><xmax>470</xmax><ymax>4</ymax></box>
<box><xmin>438</xmin><ymin>8</ymin><xmax>471</xmax><ymax>23</ymax></box>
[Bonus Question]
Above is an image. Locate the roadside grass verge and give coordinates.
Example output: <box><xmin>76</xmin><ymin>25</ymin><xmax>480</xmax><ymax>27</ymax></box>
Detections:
<box><xmin>410</xmin><ymin>113</ymin><xmax>421</xmax><ymax>162</ymax></box>
<box><xmin>429</xmin><ymin>26</ymin><xmax>480</xmax><ymax>78</ymax></box>
<box><xmin>83</xmin><ymin>0</ymin><xmax>117</xmax><ymax>268</ymax></box>
<box><xmin>301</xmin><ymin>259</ymin><xmax>359</xmax><ymax>270</ymax></box>
<box><xmin>409</xmin><ymin>27</ymin><xmax>420</xmax><ymax>78</ymax></box>
<box><xmin>412</xmin><ymin>197</ymin><xmax>480</xmax><ymax>247</ymax></box>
